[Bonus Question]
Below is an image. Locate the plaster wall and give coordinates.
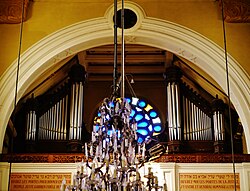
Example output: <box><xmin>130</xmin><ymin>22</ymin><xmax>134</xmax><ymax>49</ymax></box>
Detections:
<box><xmin>1</xmin><ymin>162</ymin><xmax>250</xmax><ymax>191</ymax></box>
<box><xmin>0</xmin><ymin>1</ymin><xmax>249</xmax><ymax>75</ymax></box>
<box><xmin>0</xmin><ymin>1</ymin><xmax>249</xmax><ymax>154</ymax></box>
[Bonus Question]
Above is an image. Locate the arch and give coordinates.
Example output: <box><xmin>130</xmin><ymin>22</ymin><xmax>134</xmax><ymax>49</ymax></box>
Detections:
<box><xmin>0</xmin><ymin>11</ymin><xmax>249</xmax><ymax>153</ymax></box>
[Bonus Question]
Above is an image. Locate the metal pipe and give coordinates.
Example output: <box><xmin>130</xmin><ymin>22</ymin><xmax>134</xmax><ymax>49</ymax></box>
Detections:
<box><xmin>186</xmin><ymin>98</ymin><xmax>190</xmax><ymax>140</ymax></box>
<box><xmin>175</xmin><ymin>84</ymin><xmax>181</xmax><ymax>140</ymax></box>
<box><xmin>121</xmin><ymin>0</ymin><xmax>125</xmax><ymax>99</ymax></box>
<box><xmin>213</xmin><ymin>112</ymin><xmax>218</xmax><ymax>141</ymax></box>
<box><xmin>171</xmin><ymin>83</ymin><xmax>176</xmax><ymax>140</ymax></box>
<box><xmin>64</xmin><ymin>95</ymin><xmax>68</xmax><ymax>140</ymax></box>
<box><xmin>183</xmin><ymin>97</ymin><xmax>187</xmax><ymax>140</ymax></box>
<box><xmin>32</xmin><ymin>111</ymin><xmax>36</xmax><ymax>140</ymax></box>
<box><xmin>167</xmin><ymin>83</ymin><xmax>173</xmax><ymax>141</ymax></box>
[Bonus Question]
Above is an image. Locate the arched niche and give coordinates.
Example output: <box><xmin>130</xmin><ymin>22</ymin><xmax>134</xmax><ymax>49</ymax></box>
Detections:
<box><xmin>0</xmin><ymin>2</ymin><xmax>249</xmax><ymax>153</ymax></box>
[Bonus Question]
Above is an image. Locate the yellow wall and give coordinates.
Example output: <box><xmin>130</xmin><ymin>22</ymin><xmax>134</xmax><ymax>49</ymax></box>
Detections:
<box><xmin>0</xmin><ymin>0</ymin><xmax>249</xmax><ymax>76</ymax></box>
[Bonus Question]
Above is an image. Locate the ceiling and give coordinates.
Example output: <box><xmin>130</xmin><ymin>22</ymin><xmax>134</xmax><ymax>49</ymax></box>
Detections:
<box><xmin>21</xmin><ymin>44</ymin><xmax>227</xmax><ymax>105</ymax></box>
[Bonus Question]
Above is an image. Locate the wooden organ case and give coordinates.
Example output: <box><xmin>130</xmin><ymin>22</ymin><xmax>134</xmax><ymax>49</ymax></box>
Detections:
<box><xmin>20</xmin><ymin>58</ymin><xmax>87</xmax><ymax>153</ymax></box>
<box><xmin>165</xmin><ymin>65</ymin><xmax>242</xmax><ymax>154</ymax></box>
<box><xmin>14</xmin><ymin>58</ymin><xmax>242</xmax><ymax>154</ymax></box>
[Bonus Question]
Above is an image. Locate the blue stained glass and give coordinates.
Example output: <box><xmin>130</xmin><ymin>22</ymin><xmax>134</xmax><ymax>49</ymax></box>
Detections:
<box><xmin>137</xmin><ymin>121</ymin><xmax>148</xmax><ymax>128</ymax></box>
<box><xmin>154</xmin><ymin>125</ymin><xmax>162</xmax><ymax>132</ymax></box>
<box><xmin>150</xmin><ymin>111</ymin><xmax>157</xmax><ymax>118</ymax></box>
<box><xmin>106</xmin><ymin>115</ymin><xmax>110</xmax><ymax>120</ymax></box>
<box><xmin>94</xmin><ymin>125</ymin><xmax>99</xmax><ymax>132</ymax></box>
<box><xmin>135</xmin><ymin>114</ymin><xmax>143</xmax><ymax>121</ymax></box>
<box><xmin>109</xmin><ymin>102</ymin><xmax>114</xmax><ymax>107</ymax></box>
<box><xmin>132</xmin><ymin>97</ymin><xmax>139</xmax><ymax>106</ymax></box>
<box><xmin>138</xmin><ymin>101</ymin><xmax>146</xmax><ymax>108</ymax></box>
<box><xmin>145</xmin><ymin>114</ymin><xmax>150</xmax><ymax>120</ymax></box>
<box><xmin>130</xmin><ymin>110</ymin><xmax>135</xmax><ymax>117</ymax></box>
<box><xmin>93</xmin><ymin>96</ymin><xmax>163</xmax><ymax>144</ymax></box>
<box><xmin>107</xmin><ymin>130</ymin><xmax>112</xmax><ymax>136</ymax></box>
<box><xmin>152</xmin><ymin>117</ymin><xmax>161</xmax><ymax>124</ymax></box>
<box><xmin>138</xmin><ymin>137</ymin><xmax>143</xmax><ymax>144</ymax></box>
<box><xmin>137</xmin><ymin>129</ymin><xmax>148</xmax><ymax>136</ymax></box>
<box><xmin>136</xmin><ymin>107</ymin><xmax>142</xmax><ymax>111</ymax></box>
<box><xmin>126</xmin><ymin>98</ymin><xmax>131</xmax><ymax>103</ymax></box>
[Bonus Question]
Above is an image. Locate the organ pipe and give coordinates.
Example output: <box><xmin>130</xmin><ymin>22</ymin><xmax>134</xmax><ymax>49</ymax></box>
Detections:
<box><xmin>68</xmin><ymin>62</ymin><xmax>86</xmax><ymax>141</ymax></box>
<box><xmin>165</xmin><ymin>66</ymin><xmax>182</xmax><ymax>142</ymax></box>
<box><xmin>25</xmin><ymin>96</ymin><xmax>37</xmax><ymax>141</ymax></box>
<box><xmin>211</xmin><ymin>97</ymin><xmax>225</xmax><ymax>142</ymax></box>
<box><xmin>182</xmin><ymin>88</ymin><xmax>213</xmax><ymax>141</ymax></box>
<box><xmin>38</xmin><ymin>94</ymin><xmax>69</xmax><ymax>141</ymax></box>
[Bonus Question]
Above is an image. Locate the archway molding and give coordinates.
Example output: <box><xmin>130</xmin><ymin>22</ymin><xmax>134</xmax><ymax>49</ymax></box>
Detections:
<box><xmin>0</xmin><ymin>6</ymin><xmax>249</xmax><ymax>153</ymax></box>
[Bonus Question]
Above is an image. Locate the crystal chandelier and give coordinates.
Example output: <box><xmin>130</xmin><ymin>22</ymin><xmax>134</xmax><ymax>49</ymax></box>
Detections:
<box><xmin>60</xmin><ymin>0</ymin><xmax>167</xmax><ymax>190</ymax></box>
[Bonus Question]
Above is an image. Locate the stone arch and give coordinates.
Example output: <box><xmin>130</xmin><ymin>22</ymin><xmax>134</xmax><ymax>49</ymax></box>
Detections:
<box><xmin>0</xmin><ymin>7</ymin><xmax>249</xmax><ymax>153</ymax></box>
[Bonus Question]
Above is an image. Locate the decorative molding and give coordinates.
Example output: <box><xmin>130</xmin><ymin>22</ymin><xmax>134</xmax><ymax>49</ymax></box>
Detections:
<box><xmin>0</xmin><ymin>154</ymin><xmax>85</xmax><ymax>163</ymax></box>
<box><xmin>220</xmin><ymin>0</ymin><xmax>250</xmax><ymax>23</ymax></box>
<box><xmin>1</xmin><ymin>153</ymin><xmax>250</xmax><ymax>163</ymax></box>
<box><xmin>0</xmin><ymin>6</ymin><xmax>249</xmax><ymax>155</ymax></box>
<box><xmin>0</xmin><ymin>0</ymin><xmax>29</xmax><ymax>24</ymax></box>
<box><xmin>156</xmin><ymin>154</ymin><xmax>250</xmax><ymax>163</ymax></box>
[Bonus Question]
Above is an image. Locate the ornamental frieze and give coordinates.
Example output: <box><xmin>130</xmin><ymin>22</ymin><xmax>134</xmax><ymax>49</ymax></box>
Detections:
<box><xmin>1</xmin><ymin>153</ymin><xmax>250</xmax><ymax>163</ymax></box>
<box><xmin>0</xmin><ymin>0</ymin><xmax>29</xmax><ymax>24</ymax></box>
<box><xmin>220</xmin><ymin>0</ymin><xmax>250</xmax><ymax>23</ymax></box>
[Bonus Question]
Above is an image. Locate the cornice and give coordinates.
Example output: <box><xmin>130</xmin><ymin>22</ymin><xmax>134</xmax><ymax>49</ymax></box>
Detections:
<box><xmin>0</xmin><ymin>0</ymin><xmax>29</xmax><ymax>24</ymax></box>
<box><xmin>1</xmin><ymin>153</ymin><xmax>250</xmax><ymax>163</ymax></box>
<box><xmin>156</xmin><ymin>153</ymin><xmax>250</xmax><ymax>163</ymax></box>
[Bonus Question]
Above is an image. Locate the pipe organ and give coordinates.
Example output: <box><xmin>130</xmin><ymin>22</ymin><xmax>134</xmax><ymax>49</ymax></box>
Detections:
<box><xmin>167</xmin><ymin>81</ymin><xmax>181</xmax><ymax>141</ymax></box>
<box><xmin>165</xmin><ymin>66</ymin><xmax>183</xmax><ymax>152</ymax></box>
<box><xmin>69</xmin><ymin>82</ymin><xmax>84</xmax><ymax>140</ymax></box>
<box><xmin>25</xmin><ymin>96</ymin><xmax>37</xmax><ymax>141</ymax></box>
<box><xmin>182</xmin><ymin>84</ymin><xmax>213</xmax><ymax>141</ymax></box>
<box><xmin>211</xmin><ymin>96</ymin><xmax>226</xmax><ymax>153</ymax></box>
<box><xmin>38</xmin><ymin>90</ymin><xmax>69</xmax><ymax>141</ymax></box>
<box><xmin>68</xmin><ymin>63</ymin><xmax>86</xmax><ymax>143</ymax></box>
<box><xmin>24</xmin><ymin>57</ymin><xmax>86</xmax><ymax>152</ymax></box>
<box><xmin>165</xmin><ymin>65</ymin><xmax>227</xmax><ymax>153</ymax></box>
<box><xmin>22</xmin><ymin>60</ymin><xmax>237</xmax><ymax>153</ymax></box>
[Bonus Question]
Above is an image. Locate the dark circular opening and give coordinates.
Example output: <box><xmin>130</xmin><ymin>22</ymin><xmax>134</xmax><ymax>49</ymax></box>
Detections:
<box><xmin>114</xmin><ymin>9</ymin><xmax>137</xmax><ymax>29</ymax></box>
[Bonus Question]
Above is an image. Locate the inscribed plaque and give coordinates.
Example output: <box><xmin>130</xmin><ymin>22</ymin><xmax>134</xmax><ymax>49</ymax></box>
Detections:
<box><xmin>10</xmin><ymin>173</ymin><xmax>71</xmax><ymax>191</ymax></box>
<box><xmin>179</xmin><ymin>173</ymin><xmax>240</xmax><ymax>191</ymax></box>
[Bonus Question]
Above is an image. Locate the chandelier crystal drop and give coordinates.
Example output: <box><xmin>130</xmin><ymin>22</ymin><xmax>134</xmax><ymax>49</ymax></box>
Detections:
<box><xmin>60</xmin><ymin>0</ymin><xmax>167</xmax><ymax>190</ymax></box>
<box><xmin>61</xmin><ymin>97</ymin><xmax>166</xmax><ymax>191</ymax></box>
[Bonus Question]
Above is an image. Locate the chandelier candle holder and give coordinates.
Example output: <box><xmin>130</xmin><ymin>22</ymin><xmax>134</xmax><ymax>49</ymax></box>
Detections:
<box><xmin>60</xmin><ymin>0</ymin><xmax>167</xmax><ymax>190</ymax></box>
<box><xmin>60</xmin><ymin>97</ymin><xmax>167</xmax><ymax>191</ymax></box>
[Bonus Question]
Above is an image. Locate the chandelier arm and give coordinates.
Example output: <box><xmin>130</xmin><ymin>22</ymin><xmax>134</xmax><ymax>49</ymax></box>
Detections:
<box><xmin>62</xmin><ymin>0</ymin><xmax>165</xmax><ymax>190</ymax></box>
<box><xmin>125</xmin><ymin>75</ymin><xmax>137</xmax><ymax>98</ymax></box>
